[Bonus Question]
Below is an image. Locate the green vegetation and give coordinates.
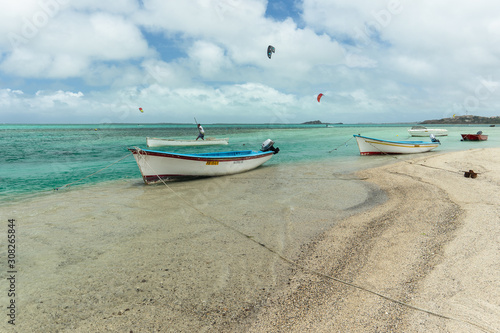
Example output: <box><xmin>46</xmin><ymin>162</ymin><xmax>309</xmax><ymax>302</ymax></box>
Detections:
<box><xmin>421</xmin><ymin>115</ymin><xmax>500</xmax><ymax>124</ymax></box>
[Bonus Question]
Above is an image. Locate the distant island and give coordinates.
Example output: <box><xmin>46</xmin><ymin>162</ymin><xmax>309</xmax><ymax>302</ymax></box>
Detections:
<box><xmin>302</xmin><ymin>120</ymin><xmax>343</xmax><ymax>125</ymax></box>
<box><xmin>421</xmin><ymin>115</ymin><xmax>500</xmax><ymax>124</ymax></box>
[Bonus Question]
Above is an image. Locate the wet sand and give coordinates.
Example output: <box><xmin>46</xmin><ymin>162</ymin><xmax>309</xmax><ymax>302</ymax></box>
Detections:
<box><xmin>1</xmin><ymin>148</ymin><xmax>499</xmax><ymax>332</ymax></box>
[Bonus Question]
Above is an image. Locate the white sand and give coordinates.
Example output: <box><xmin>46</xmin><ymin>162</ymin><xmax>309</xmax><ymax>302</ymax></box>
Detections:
<box><xmin>1</xmin><ymin>148</ymin><xmax>499</xmax><ymax>332</ymax></box>
<box><xmin>246</xmin><ymin>148</ymin><xmax>500</xmax><ymax>333</ymax></box>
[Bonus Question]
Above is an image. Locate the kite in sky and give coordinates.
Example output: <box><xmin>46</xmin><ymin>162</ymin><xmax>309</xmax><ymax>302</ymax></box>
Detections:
<box><xmin>139</xmin><ymin>107</ymin><xmax>144</xmax><ymax>113</ymax></box>
<box><xmin>317</xmin><ymin>93</ymin><xmax>323</xmax><ymax>103</ymax></box>
<box><xmin>267</xmin><ymin>45</ymin><xmax>275</xmax><ymax>59</ymax></box>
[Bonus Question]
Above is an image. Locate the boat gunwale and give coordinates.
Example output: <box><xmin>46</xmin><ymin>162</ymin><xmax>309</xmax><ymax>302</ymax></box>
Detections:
<box><xmin>128</xmin><ymin>148</ymin><xmax>274</xmax><ymax>162</ymax></box>
<box><xmin>408</xmin><ymin>126</ymin><xmax>447</xmax><ymax>131</ymax></box>
<box><xmin>146</xmin><ymin>137</ymin><xmax>229</xmax><ymax>147</ymax></box>
<box><xmin>353</xmin><ymin>134</ymin><xmax>439</xmax><ymax>146</ymax></box>
<box><xmin>146</xmin><ymin>137</ymin><xmax>229</xmax><ymax>142</ymax></box>
<box><xmin>407</xmin><ymin>127</ymin><xmax>448</xmax><ymax>137</ymax></box>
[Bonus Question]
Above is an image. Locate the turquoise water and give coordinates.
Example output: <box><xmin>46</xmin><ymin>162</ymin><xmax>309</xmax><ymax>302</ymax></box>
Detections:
<box><xmin>2</xmin><ymin>123</ymin><xmax>499</xmax><ymax>203</ymax></box>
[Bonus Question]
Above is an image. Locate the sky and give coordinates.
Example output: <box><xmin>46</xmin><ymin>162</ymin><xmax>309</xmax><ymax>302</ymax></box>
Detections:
<box><xmin>1</xmin><ymin>0</ymin><xmax>500</xmax><ymax>124</ymax></box>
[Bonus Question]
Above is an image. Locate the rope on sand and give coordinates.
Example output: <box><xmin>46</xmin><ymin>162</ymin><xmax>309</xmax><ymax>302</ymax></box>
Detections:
<box><xmin>139</xmin><ymin>153</ymin><xmax>494</xmax><ymax>333</ymax></box>
<box><xmin>53</xmin><ymin>152</ymin><xmax>133</xmax><ymax>191</ymax></box>
<box><xmin>329</xmin><ymin>136</ymin><xmax>470</xmax><ymax>176</ymax></box>
<box><xmin>361</xmin><ymin>137</ymin><xmax>476</xmax><ymax>176</ymax></box>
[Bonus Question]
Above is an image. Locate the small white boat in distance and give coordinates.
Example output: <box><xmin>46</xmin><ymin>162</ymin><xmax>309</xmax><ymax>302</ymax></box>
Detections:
<box><xmin>129</xmin><ymin>139</ymin><xmax>279</xmax><ymax>184</ymax></box>
<box><xmin>408</xmin><ymin>126</ymin><xmax>448</xmax><ymax>137</ymax></box>
<box><xmin>146</xmin><ymin>137</ymin><xmax>229</xmax><ymax>147</ymax></box>
<box><xmin>354</xmin><ymin>134</ymin><xmax>440</xmax><ymax>155</ymax></box>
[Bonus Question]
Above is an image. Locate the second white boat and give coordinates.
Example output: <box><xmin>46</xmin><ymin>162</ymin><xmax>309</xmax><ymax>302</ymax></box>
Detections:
<box><xmin>146</xmin><ymin>137</ymin><xmax>229</xmax><ymax>147</ymax></box>
<box><xmin>354</xmin><ymin>134</ymin><xmax>440</xmax><ymax>155</ymax></box>
<box><xmin>407</xmin><ymin>126</ymin><xmax>448</xmax><ymax>137</ymax></box>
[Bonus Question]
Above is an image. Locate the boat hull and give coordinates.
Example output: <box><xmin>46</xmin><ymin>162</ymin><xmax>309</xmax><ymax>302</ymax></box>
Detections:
<box><xmin>461</xmin><ymin>134</ymin><xmax>488</xmax><ymax>141</ymax></box>
<box><xmin>146</xmin><ymin>137</ymin><xmax>229</xmax><ymax>147</ymax></box>
<box><xmin>408</xmin><ymin>128</ymin><xmax>448</xmax><ymax>137</ymax></box>
<box><xmin>354</xmin><ymin>135</ymin><xmax>440</xmax><ymax>155</ymax></box>
<box><xmin>129</xmin><ymin>148</ymin><xmax>274</xmax><ymax>183</ymax></box>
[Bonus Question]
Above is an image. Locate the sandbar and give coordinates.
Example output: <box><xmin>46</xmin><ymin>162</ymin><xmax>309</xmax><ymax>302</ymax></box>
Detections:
<box><xmin>246</xmin><ymin>148</ymin><xmax>500</xmax><ymax>333</ymax></box>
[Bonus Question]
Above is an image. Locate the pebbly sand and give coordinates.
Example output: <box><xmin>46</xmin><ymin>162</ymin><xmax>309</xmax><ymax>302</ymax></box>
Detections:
<box><xmin>1</xmin><ymin>148</ymin><xmax>499</xmax><ymax>332</ymax></box>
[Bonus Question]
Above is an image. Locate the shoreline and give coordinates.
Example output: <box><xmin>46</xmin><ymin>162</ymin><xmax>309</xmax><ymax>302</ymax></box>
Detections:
<box><xmin>244</xmin><ymin>148</ymin><xmax>500</xmax><ymax>333</ymax></box>
<box><xmin>1</xmin><ymin>149</ymin><xmax>499</xmax><ymax>332</ymax></box>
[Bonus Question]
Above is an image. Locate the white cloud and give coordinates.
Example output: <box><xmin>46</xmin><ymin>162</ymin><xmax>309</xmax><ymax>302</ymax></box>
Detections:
<box><xmin>33</xmin><ymin>90</ymin><xmax>84</xmax><ymax>108</ymax></box>
<box><xmin>140</xmin><ymin>59</ymin><xmax>193</xmax><ymax>88</ymax></box>
<box><xmin>188</xmin><ymin>41</ymin><xmax>230</xmax><ymax>78</ymax></box>
<box><xmin>392</xmin><ymin>56</ymin><xmax>434</xmax><ymax>78</ymax></box>
<box><xmin>302</xmin><ymin>0</ymin><xmax>401</xmax><ymax>41</ymax></box>
<box><xmin>69</xmin><ymin>0</ymin><xmax>139</xmax><ymax>14</ymax></box>
<box><xmin>0</xmin><ymin>89</ymin><xmax>24</xmax><ymax>107</ymax></box>
<box><xmin>138</xmin><ymin>0</ymin><xmax>345</xmax><ymax>74</ymax></box>
<box><xmin>138</xmin><ymin>0</ymin><xmax>267</xmax><ymax>37</ymax></box>
<box><xmin>0</xmin><ymin>5</ymin><xmax>151</xmax><ymax>79</ymax></box>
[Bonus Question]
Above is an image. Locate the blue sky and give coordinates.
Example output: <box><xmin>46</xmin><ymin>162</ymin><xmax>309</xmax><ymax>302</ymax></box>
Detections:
<box><xmin>1</xmin><ymin>0</ymin><xmax>499</xmax><ymax>124</ymax></box>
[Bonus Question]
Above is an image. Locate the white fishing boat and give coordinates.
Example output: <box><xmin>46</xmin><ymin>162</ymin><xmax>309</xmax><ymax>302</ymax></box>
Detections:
<box><xmin>129</xmin><ymin>139</ymin><xmax>279</xmax><ymax>184</ymax></box>
<box><xmin>407</xmin><ymin>126</ymin><xmax>448</xmax><ymax>137</ymax></box>
<box><xmin>354</xmin><ymin>134</ymin><xmax>440</xmax><ymax>155</ymax></box>
<box><xmin>146</xmin><ymin>137</ymin><xmax>229</xmax><ymax>147</ymax></box>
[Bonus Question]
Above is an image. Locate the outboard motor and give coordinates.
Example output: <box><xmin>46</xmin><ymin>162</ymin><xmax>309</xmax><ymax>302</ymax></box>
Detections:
<box><xmin>261</xmin><ymin>139</ymin><xmax>280</xmax><ymax>154</ymax></box>
<box><xmin>430</xmin><ymin>134</ymin><xmax>440</xmax><ymax>143</ymax></box>
<box><xmin>477</xmin><ymin>131</ymin><xmax>483</xmax><ymax>135</ymax></box>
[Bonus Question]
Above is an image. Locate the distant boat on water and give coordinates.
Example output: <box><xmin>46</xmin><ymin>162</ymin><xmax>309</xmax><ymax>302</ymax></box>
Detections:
<box><xmin>354</xmin><ymin>134</ymin><xmax>440</xmax><ymax>155</ymax></box>
<box><xmin>408</xmin><ymin>126</ymin><xmax>448</xmax><ymax>137</ymax></box>
<box><xmin>146</xmin><ymin>137</ymin><xmax>229</xmax><ymax>147</ymax></box>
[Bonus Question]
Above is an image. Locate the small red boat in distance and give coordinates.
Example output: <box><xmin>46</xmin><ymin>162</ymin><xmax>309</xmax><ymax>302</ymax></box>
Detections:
<box><xmin>461</xmin><ymin>131</ymin><xmax>488</xmax><ymax>141</ymax></box>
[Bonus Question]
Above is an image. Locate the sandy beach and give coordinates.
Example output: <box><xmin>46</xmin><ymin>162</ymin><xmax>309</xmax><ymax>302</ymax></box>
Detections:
<box><xmin>246</xmin><ymin>148</ymin><xmax>500</xmax><ymax>333</ymax></box>
<box><xmin>1</xmin><ymin>148</ymin><xmax>499</xmax><ymax>332</ymax></box>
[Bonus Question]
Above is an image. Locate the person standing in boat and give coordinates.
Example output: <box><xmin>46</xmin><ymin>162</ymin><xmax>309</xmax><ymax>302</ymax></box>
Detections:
<box><xmin>196</xmin><ymin>124</ymin><xmax>205</xmax><ymax>140</ymax></box>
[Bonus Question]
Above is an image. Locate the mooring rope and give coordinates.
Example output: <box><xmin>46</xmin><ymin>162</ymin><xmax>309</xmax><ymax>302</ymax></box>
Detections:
<box><xmin>328</xmin><ymin>136</ymin><xmax>354</xmax><ymax>153</ymax></box>
<box><xmin>359</xmin><ymin>136</ymin><xmax>479</xmax><ymax>177</ymax></box>
<box><xmin>328</xmin><ymin>135</ymin><xmax>463</xmax><ymax>174</ymax></box>
<box><xmin>53</xmin><ymin>152</ymin><xmax>133</xmax><ymax>191</ymax></box>
<box><xmin>136</xmin><ymin>149</ymin><xmax>494</xmax><ymax>333</ymax></box>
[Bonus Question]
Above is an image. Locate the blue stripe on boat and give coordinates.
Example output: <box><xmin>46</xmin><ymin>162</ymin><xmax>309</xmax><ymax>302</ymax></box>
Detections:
<box><xmin>353</xmin><ymin>135</ymin><xmax>431</xmax><ymax>145</ymax></box>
